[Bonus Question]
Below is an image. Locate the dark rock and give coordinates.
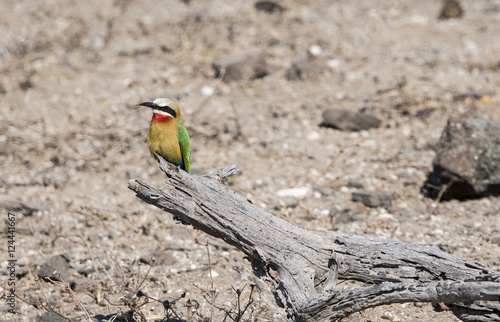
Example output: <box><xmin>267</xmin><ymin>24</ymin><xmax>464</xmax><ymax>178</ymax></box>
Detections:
<box><xmin>345</xmin><ymin>176</ymin><xmax>365</xmax><ymax>188</ymax></box>
<box><xmin>283</xmin><ymin>197</ymin><xmax>299</xmax><ymax>208</ymax></box>
<box><xmin>313</xmin><ymin>186</ymin><xmax>331</xmax><ymax>196</ymax></box>
<box><xmin>416</xmin><ymin>108</ymin><xmax>436</xmax><ymax>121</ymax></box>
<box><xmin>331</xmin><ymin>206</ymin><xmax>366</xmax><ymax>224</ymax></box>
<box><xmin>139</xmin><ymin>248</ymin><xmax>180</xmax><ymax>266</ymax></box>
<box><xmin>38</xmin><ymin>254</ymin><xmax>71</xmax><ymax>283</ymax></box>
<box><xmin>352</xmin><ymin>190</ymin><xmax>392</xmax><ymax>208</ymax></box>
<box><xmin>19</xmin><ymin>79</ymin><xmax>34</xmax><ymax>90</ymax></box>
<box><xmin>439</xmin><ymin>0</ymin><xmax>463</xmax><ymax>20</ymax></box>
<box><xmin>255</xmin><ymin>1</ymin><xmax>285</xmax><ymax>13</ymax></box>
<box><xmin>321</xmin><ymin>108</ymin><xmax>381</xmax><ymax>131</ymax></box>
<box><xmin>77</xmin><ymin>264</ymin><xmax>111</xmax><ymax>277</ymax></box>
<box><xmin>423</xmin><ymin>111</ymin><xmax>500</xmax><ymax>200</ymax></box>
<box><xmin>272</xmin><ymin>197</ymin><xmax>299</xmax><ymax>210</ymax></box>
<box><xmin>452</xmin><ymin>92</ymin><xmax>483</xmax><ymax>102</ymax></box>
<box><xmin>286</xmin><ymin>60</ymin><xmax>324</xmax><ymax>81</ymax></box>
<box><xmin>212</xmin><ymin>47</ymin><xmax>267</xmax><ymax>82</ymax></box>
<box><xmin>36</xmin><ymin>312</ymin><xmax>69</xmax><ymax>322</ymax></box>
<box><xmin>117</xmin><ymin>40</ymin><xmax>154</xmax><ymax>56</ymax></box>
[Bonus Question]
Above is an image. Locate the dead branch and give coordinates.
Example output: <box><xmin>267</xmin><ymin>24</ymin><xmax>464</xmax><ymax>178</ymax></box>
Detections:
<box><xmin>128</xmin><ymin>160</ymin><xmax>500</xmax><ymax>321</ymax></box>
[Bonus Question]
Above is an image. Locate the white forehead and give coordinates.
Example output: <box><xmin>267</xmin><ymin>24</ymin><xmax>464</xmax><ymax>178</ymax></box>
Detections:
<box><xmin>153</xmin><ymin>98</ymin><xmax>175</xmax><ymax>107</ymax></box>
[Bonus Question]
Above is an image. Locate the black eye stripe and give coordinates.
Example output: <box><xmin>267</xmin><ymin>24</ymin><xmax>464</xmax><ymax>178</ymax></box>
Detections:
<box><xmin>139</xmin><ymin>101</ymin><xmax>177</xmax><ymax>118</ymax></box>
<box><xmin>158</xmin><ymin>105</ymin><xmax>177</xmax><ymax>118</ymax></box>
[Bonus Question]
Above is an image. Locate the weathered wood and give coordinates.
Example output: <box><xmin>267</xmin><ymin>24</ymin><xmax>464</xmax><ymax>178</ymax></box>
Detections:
<box><xmin>301</xmin><ymin>281</ymin><xmax>500</xmax><ymax>321</ymax></box>
<box><xmin>128</xmin><ymin>160</ymin><xmax>500</xmax><ymax>321</ymax></box>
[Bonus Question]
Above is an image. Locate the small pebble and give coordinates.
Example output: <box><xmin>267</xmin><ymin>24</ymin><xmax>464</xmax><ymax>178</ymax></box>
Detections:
<box><xmin>381</xmin><ymin>311</ymin><xmax>394</xmax><ymax>320</ymax></box>
<box><xmin>377</xmin><ymin>213</ymin><xmax>394</xmax><ymax>221</ymax></box>
<box><xmin>201</xmin><ymin>86</ymin><xmax>215</xmax><ymax>96</ymax></box>
<box><xmin>307</xmin><ymin>131</ymin><xmax>321</xmax><ymax>140</ymax></box>
<box><xmin>327</xmin><ymin>59</ymin><xmax>341</xmax><ymax>69</ymax></box>
<box><xmin>277</xmin><ymin>186</ymin><xmax>310</xmax><ymax>199</ymax></box>
<box><xmin>340</xmin><ymin>186</ymin><xmax>350</xmax><ymax>193</ymax></box>
<box><xmin>309</xmin><ymin>45</ymin><xmax>322</xmax><ymax>56</ymax></box>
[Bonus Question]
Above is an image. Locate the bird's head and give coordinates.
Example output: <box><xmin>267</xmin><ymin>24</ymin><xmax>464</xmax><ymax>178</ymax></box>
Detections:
<box><xmin>138</xmin><ymin>98</ymin><xmax>181</xmax><ymax>123</ymax></box>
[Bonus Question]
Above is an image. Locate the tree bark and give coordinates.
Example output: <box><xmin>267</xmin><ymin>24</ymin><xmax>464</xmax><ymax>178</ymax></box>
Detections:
<box><xmin>128</xmin><ymin>159</ymin><xmax>500</xmax><ymax>321</ymax></box>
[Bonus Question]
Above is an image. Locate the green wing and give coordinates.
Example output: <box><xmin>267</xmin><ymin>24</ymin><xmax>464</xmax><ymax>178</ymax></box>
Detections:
<box><xmin>177</xmin><ymin>120</ymin><xmax>191</xmax><ymax>174</ymax></box>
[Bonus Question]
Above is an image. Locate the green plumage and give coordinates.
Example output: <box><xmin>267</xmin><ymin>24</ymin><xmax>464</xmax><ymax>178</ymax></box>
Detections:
<box><xmin>176</xmin><ymin>119</ymin><xmax>191</xmax><ymax>173</ymax></box>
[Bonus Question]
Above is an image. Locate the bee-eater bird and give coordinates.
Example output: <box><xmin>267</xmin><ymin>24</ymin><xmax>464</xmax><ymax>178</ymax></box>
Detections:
<box><xmin>138</xmin><ymin>98</ymin><xmax>191</xmax><ymax>173</ymax></box>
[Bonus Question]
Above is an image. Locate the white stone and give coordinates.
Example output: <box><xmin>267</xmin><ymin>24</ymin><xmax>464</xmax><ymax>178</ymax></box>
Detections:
<box><xmin>309</xmin><ymin>45</ymin><xmax>322</xmax><ymax>56</ymax></box>
<box><xmin>201</xmin><ymin>86</ymin><xmax>215</xmax><ymax>96</ymax></box>
<box><xmin>277</xmin><ymin>186</ymin><xmax>310</xmax><ymax>199</ymax></box>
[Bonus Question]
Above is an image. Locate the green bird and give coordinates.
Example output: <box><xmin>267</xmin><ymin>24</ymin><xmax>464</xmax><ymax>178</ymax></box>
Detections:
<box><xmin>138</xmin><ymin>98</ymin><xmax>191</xmax><ymax>173</ymax></box>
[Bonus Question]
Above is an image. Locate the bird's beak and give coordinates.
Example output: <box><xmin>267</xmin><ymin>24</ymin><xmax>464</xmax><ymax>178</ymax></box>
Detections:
<box><xmin>138</xmin><ymin>102</ymin><xmax>156</xmax><ymax>109</ymax></box>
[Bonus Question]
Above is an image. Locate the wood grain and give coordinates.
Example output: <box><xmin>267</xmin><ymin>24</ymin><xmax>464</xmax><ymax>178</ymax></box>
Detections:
<box><xmin>128</xmin><ymin>158</ymin><xmax>500</xmax><ymax>321</ymax></box>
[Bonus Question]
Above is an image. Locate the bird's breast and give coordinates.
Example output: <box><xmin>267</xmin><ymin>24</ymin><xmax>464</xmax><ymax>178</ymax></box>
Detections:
<box><xmin>147</xmin><ymin>122</ymin><xmax>183</xmax><ymax>165</ymax></box>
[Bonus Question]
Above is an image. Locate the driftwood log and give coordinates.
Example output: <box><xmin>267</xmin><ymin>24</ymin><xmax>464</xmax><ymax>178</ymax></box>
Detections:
<box><xmin>128</xmin><ymin>158</ymin><xmax>500</xmax><ymax>321</ymax></box>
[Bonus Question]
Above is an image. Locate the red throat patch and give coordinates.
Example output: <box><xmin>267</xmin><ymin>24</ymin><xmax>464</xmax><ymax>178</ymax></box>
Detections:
<box><xmin>151</xmin><ymin>113</ymin><xmax>173</xmax><ymax>123</ymax></box>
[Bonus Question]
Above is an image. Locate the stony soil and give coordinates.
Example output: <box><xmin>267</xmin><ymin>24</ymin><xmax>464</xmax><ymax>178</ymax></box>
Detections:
<box><xmin>1</xmin><ymin>0</ymin><xmax>500</xmax><ymax>321</ymax></box>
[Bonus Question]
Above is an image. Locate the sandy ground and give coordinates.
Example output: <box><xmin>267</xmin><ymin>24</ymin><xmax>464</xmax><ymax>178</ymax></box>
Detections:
<box><xmin>1</xmin><ymin>0</ymin><xmax>500</xmax><ymax>321</ymax></box>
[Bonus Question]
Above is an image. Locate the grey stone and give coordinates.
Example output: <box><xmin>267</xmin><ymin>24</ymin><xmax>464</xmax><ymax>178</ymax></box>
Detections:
<box><xmin>36</xmin><ymin>312</ymin><xmax>69</xmax><ymax>322</ymax></box>
<box><xmin>38</xmin><ymin>254</ymin><xmax>71</xmax><ymax>283</ymax></box>
<box><xmin>286</xmin><ymin>60</ymin><xmax>324</xmax><ymax>81</ymax></box>
<box><xmin>352</xmin><ymin>190</ymin><xmax>392</xmax><ymax>208</ymax></box>
<box><xmin>212</xmin><ymin>47</ymin><xmax>267</xmax><ymax>82</ymax></box>
<box><xmin>255</xmin><ymin>1</ymin><xmax>285</xmax><ymax>13</ymax></box>
<box><xmin>332</xmin><ymin>206</ymin><xmax>366</xmax><ymax>224</ymax></box>
<box><xmin>424</xmin><ymin>111</ymin><xmax>500</xmax><ymax>200</ymax></box>
<box><xmin>77</xmin><ymin>264</ymin><xmax>110</xmax><ymax>277</ymax></box>
<box><xmin>283</xmin><ymin>197</ymin><xmax>299</xmax><ymax>208</ymax></box>
<box><xmin>313</xmin><ymin>186</ymin><xmax>331</xmax><ymax>196</ymax></box>
<box><xmin>117</xmin><ymin>40</ymin><xmax>155</xmax><ymax>56</ymax></box>
<box><xmin>272</xmin><ymin>197</ymin><xmax>299</xmax><ymax>210</ymax></box>
<box><xmin>19</xmin><ymin>79</ymin><xmax>34</xmax><ymax>90</ymax></box>
<box><xmin>345</xmin><ymin>175</ymin><xmax>365</xmax><ymax>188</ymax></box>
<box><xmin>321</xmin><ymin>108</ymin><xmax>381</xmax><ymax>131</ymax></box>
